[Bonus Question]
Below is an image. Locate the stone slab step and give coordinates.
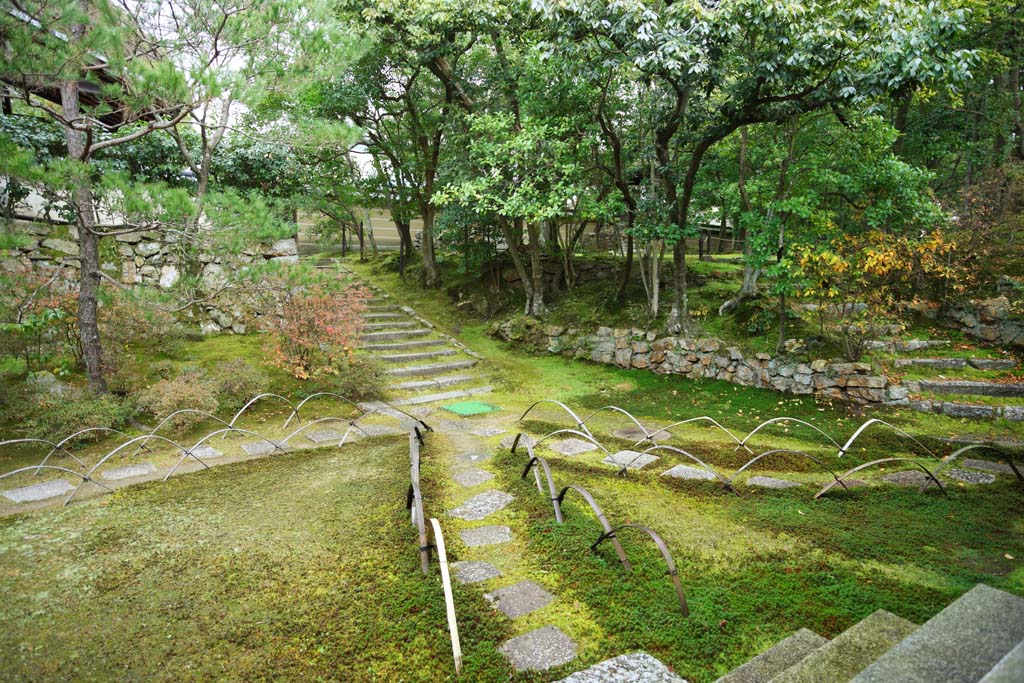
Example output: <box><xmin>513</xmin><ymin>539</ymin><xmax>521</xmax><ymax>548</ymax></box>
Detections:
<box><xmin>362</xmin><ymin>321</ymin><xmax>418</xmax><ymax>331</ymax></box>
<box><xmin>484</xmin><ymin>580</ymin><xmax>554</xmax><ymax>618</ymax></box>
<box><xmin>448</xmin><ymin>489</ymin><xmax>514</xmax><ymax>521</ymax></box>
<box><xmin>969</xmin><ymin>358</ymin><xmax>1017</xmax><ymax>370</ymax></box>
<box><xmin>556</xmin><ymin>652</ymin><xmax>686</xmax><ymax>683</ymax></box>
<box><xmin>979</xmin><ymin>640</ymin><xmax>1024</xmax><ymax>683</ymax></box>
<box><xmin>715</xmin><ymin>629</ymin><xmax>828</xmax><ymax>683</ymax></box>
<box><xmin>101</xmin><ymin>463</ymin><xmax>158</xmax><ymax>481</ymax></box>
<box><xmin>391</xmin><ymin>386</ymin><xmax>493</xmax><ymax>406</ymax></box>
<box><xmin>460</xmin><ymin>524</ymin><xmax>512</xmax><ymax>547</ymax></box>
<box><xmin>362</xmin><ymin>312</ymin><xmax>405</xmax><ymax>320</ymax></box>
<box><xmin>361</xmin><ymin>328</ymin><xmax>431</xmax><ymax>342</ymax></box>
<box><xmin>376</xmin><ymin>349</ymin><xmax>457</xmax><ymax>364</ymax></box>
<box><xmin>894</xmin><ymin>358</ymin><xmax>968</xmax><ymax>369</ymax></box>
<box><xmin>2</xmin><ymin>479</ymin><xmax>75</xmax><ymax>503</ymax></box>
<box><xmin>851</xmin><ymin>584</ymin><xmax>1024</xmax><ymax>683</ymax></box>
<box><xmin>451</xmin><ymin>560</ymin><xmax>501</xmax><ymax>584</ymax></box>
<box><xmin>918</xmin><ymin>380</ymin><xmax>1024</xmax><ymax>398</ymax></box>
<box><xmin>771</xmin><ymin>610</ymin><xmax>916</xmax><ymax>683</ymax></box>
<box><xmin>499</xmin><ymin>625</ymin><xmax>577</xmax><ymax>671</ymax></box>
<box><xmin>364</xmin><ymin>338</ymin><xmax>449</xmax><ymax>352</ymax></box>
<box><xmin>386</xmin><ymin>359</ymin><xmax>478</xmax><ymax>377</ymax></box>
<box><xmin>387</xmin><ymin>374</ymin><xmax>476</xmax><ymax>392</ymax></box>
<box><xmin>909</xmin><ymin>400</ymin><xmax>1024</xmax><ymax>422</ymax></box>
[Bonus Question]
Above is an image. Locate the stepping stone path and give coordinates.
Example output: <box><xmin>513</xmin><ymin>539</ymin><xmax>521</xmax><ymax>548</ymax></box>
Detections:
<box><xmin>448</xmin><ymin>489</ymin><xmax>515</xmax><ymax>521</ymax></box>
<box><xmin>484</xmin><ymin>580</ymin><xmax>554</xmax><ymax>618</ymax></box>
<box><xmin>451</xmin><ymin>468</ymin><xmax>494</xmax><ymax>487</ymax></box>
<box><xmin>472</xmin><ymin>427</ymin><xmax>506</xmax><ymax>437</ymax></box>
<box><xmin>501</xmin><ymin>434</ymin><xmax>535</xmax><ymax>450</ymax></box>
<box><xmin>549</xmin><ymin>438</ymin><xmax>599</xmax><ymax>456</ymax></box>
<box><xmin>556</xmin><ymin>652</ymin><xmax>686</xmax><ymax>683</ymax></box>
<box><xmin>101</xmin><ymin>463</ymin><xmax>157</xmax><ymax>480</ymax></box>
<box><xmin>455</xmin><ymin>452</ymin><xmax>492</xmax><ymax>465</ymax></box>
<box><xmin>603</xmin><ymin>450</ymin><xmax>659</xmax><ymax>470</ymax></box>
<box><xmin>451</xmin><ymin>560</ymin><xmax>502</xmax><ymax>585</ymax></box>
<box><xmin>500</xmin><ymin>626</ymin><xmax>578</xmax><ymax>672</ymax></box>
<box><xmin>191</xmin><ymin>445</ymin><xmax>223</xmax><ymax>459</ymax></box>
<box><xmin>746</xmin><ymin>475</ymin><xmax>801</xmax><ymax>489</ymax></box>
<box><xmin>613</xmin><ymin>427</ymin><xmax>671</xmax><ymax>443</ymax></box>
<box><xmin>945</xmin><ymin>468</ymin><xmax>997</xmax><ymax>484</ymax></box>
<box><xmin>662</xmin><ymin>464</ymin><xmax>716</xmax><ymax>481</ymax></box>
<box><xmin>3</xmin><ymin>479</ymin><xmax>75</xmax><ymax>503</ymax></box>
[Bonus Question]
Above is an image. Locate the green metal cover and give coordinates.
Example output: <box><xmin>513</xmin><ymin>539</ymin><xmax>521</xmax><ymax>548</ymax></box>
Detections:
<box><xmin>442</xmin><ymin>401</ymin><xmax>501</xmax><ymax>415</ymax></box>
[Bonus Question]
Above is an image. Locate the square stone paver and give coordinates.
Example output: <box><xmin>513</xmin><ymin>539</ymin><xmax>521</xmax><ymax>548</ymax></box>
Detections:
<box><xmin>472</xmin><ymin>427</ymin><xmax>506</xmax><ymax>437</ymax></box>
<box><xmin>746</xmin><ymin>475</ymin><xmax>801</xmax><ymax>489</ymax></box>
<box><xmin>451</xmin><ymin>560</ymin><xmax>502</xmax><ymax>584</ymax></box>
<box><xmin>305</xmin><ymin>428</ymin><xmax>344</xmax><ymax>444</ymax></box>
<box><xmin>499</xmin><ymin>625</ymin><xmax>577</xmax><ymax>671</ymax></box>
<box><xmin>455</xmin><ymin>452</ymin><xmax>493</xmax><ymax>465</ymax></box>
<box><xmin>500</xmin><ymin>434</ymin><xmax>535</xmax><ymax>450</ymax></box>
<box><xmin>240</xmin><ymin>440</ymin><xmax>287</xmax><ymax>456</ymax></box>
<box><xmin>460</xmin><ymin>525</ymin><xmax>512</xmax><ymax>547</ymax></box>
<box><xmin>485</xmin><ymin>580</ymin><xmax>554</xmax><ymax>618</ymax></box>
<box><xmin>963</xmin><ymin>458</ymin><xmax>1016</xmax><ymax>475</ymax></box>
<box><xmin>101</xmin><ymin>463</ymin><xmax>157</xmax><ymax>481</ymax></box>
<box><xmin>549</xmin><ymin>438</ymin><xmax>598</xmax><ymax>456</ymax></box>
<box><xmin>448</xmin><ymin>490</ymin><xmax>514</xmax><ymax>521</ymax></box>
<box><xmin>882</xmin><ymin>470</ymin><xmax>937</xmax><ymax>487</ymax></box>
<box><xmin>358</xmin><ymin>424</ymin><xmax>404</xmax><ymax>437</ymax></box>
<box><xmin>191</xmin><ymin>445</ymin><xmax>223</xmax><ymax>459</ymax></box>
<box><xmin>945</xmin><ymin>468</ymin><xmax>996</xmax><ymax>484</ymax></box>
<box><xmin>555</xmin><ymin>652</ymin><xmax>685</xmax><ymax>683</ymax></box>
<box><xmin>612</xmin><ymin>427</ymin><xmax>671</xmax><ymax>443</ymax></box>
<box><xmin>452</xmin><ymin>468</ymin><xmax>494</xmax><ymax>487</ymax></box>
<box><xmin>3</xmin><ymin>479</ymin><xmax>75</xmax><ymax>503</ymax></box>
<box><xmin>662</xmin><ymin>464</ymin><xmax>716</xmax><ymax>481</ymax></box>
<box><xmin>603</xmin><ymin>450</ymin><xmax>659</xmax><ymax>470</ymax></box>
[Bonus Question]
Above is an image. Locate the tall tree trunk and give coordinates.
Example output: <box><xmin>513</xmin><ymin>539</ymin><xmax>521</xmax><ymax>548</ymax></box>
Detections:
<box><xmin>421</xmin><ymin>204</ymin><xmax>439</xmax><ymax>287</ymax></box>
<box><xmin>1012</xmin><ymin>66</ymin><xmax>1023</xmax><ymax>161</ymax></box>
<box><xmin>62</xmin><ymin>79</ymin><xmax>106</xmax><ymax>392</ymax></box>
<box><xmin>497</xmin><ymin>217</ymin><xmax>533</xmax><ymax>314</ymax></box>
<box><xmin>525</xmin><ymin>219</ymin><xmax>546</xmax><ymax>317</ymax></box>
<box><xmin>365</xmin><ymin>209</ymin><xmax>378</xmax><ymax>257</ymax></box>
<box><xmin>395</xmin><ymin>219</ymin><xmax>412</xmax><ymax>276</ymax></box>
<box><xmin>615</xmin><ymin>226</ymin><xmax>634</xmax><ymax>304</ymax></box>
<box><xmin>720</xmin><ymin>128</ymin><xmax>761</xmax><ymax>314</ymax></box>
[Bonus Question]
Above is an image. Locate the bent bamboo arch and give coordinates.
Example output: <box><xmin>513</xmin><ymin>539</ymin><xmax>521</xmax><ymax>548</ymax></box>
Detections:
<box><xmin>836</xmin><ymin>419</ymin><xmax>939</xmax><ymax>461</ymax></box>
<box><xmin>643</xmin><ymin>417</ymin><xmax>750</xmax><ymax>452</ymax></box>
<box><xmin>0</xmin><ymin>438</ymin><xmax>86</xmax><ymax>471</ymax></box>
<box><xmin>728</xmin><ymin>449</ymin><xmax>845</xmax><ymax>489</ymax></box>
<box><xmin>577</xmin><ymin>406</ymin><xmax>654</xmax><ymax>442</ymax></box>
<box><xmin>737</xmin><ymin>417</ymin><xmax>841</xmax><ymax>452</ymax></box>
<box><xmin>591</xmin><ymin>523</ymin><xmax>689</xmax><ymax>617</ymax></box>
<box><xmin>520</xmin><ymin>450</ymin><xmax>563</xmax><ymax>523</ymax></box>
<box><xmin>517</xmin><ymin>400</ymin><xmax>593</xmax><ymax>437</ymax></box>
<box><xmin>555</xmin><ymin>484</ymin><xmax>631</xmax><ymax>572</ymax></box>
<box><xmin>520</xmin><ymin>429</ymin><xmax>612</xmax><ymax>456</ymax></box>
<box><xmin>814</xmin><ymin>458</ymin><xmax>947</xmax><ymax>499</ymax></box>
<box><xmin>931</xmin><ymin>444</ymin><xmax>1024</xmax><ymax>484</ymax></box>
<box><xmin>0</xmin><ymin>464</ymin><xmax>114</xmax><ymax>494</ymax></box>
<box><xmin>37</xmin><ymin>427</ymin><xmax>143</xmax><ymax>476</ymax></box>
<box><xmin>283</xmin><ymin>392</ymin><xmax>367</xmax><ymax>428</ymax></box>
<box><xmin>624</xmin><ymin>445</ymin><xmax>737</xmax><ymax>495</ymax></box>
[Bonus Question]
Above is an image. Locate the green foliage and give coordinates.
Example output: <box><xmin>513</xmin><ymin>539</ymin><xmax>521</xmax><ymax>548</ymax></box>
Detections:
<box><xmin>331</xmin><ymin>356</ymin><xmax>386</xmax><ymax>401</ymax></box>
<box><xmin>136</xmin><ymin>370</ymin><xmax>221</xmax><ymax>432</ymax></box>
<box><xmin>11</xmin><ymin>381</ymin><xmax>136</xmax><ymax>440</ymax></box>
<box><xmin>204</xmin><ymin>359</ymin><xmax>272</xmax><ymax>412</ymax></box>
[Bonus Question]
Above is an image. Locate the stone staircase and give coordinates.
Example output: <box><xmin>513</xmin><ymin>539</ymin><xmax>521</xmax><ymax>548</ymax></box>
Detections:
<box><xmin>715</xmin><ymin>584</ymin><xmax>1024</xmax><ymax>683</ymax></box>
<box><xmin>317</xmin><ymin>259</ymin><xmax>496</xmax><ymax>410</ymax></box>
<box><xmin>886</xmin><ymin>351</ymin><xmax>1024</xmax><ymax>422</ymax></box>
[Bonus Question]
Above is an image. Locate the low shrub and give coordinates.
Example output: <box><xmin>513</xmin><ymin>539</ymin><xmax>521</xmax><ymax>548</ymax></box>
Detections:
<box><xmin>20</xmin><ymin>387</ymin><xmax>136</xmax><ymax>441</ymax></box>
<box><xmin>205</xmin><ymin>359</ymin><xmax>270</xmax><ymax>412</ymax></box>
<box><xmin>136</xmin><ymin>372</ymin><xmax>219</xmax><ymax>432</ymax></box>
<box><xmin>333</xmin><ymin>356</ymin><xmax>385</xmax><ymax>401</ymax></box>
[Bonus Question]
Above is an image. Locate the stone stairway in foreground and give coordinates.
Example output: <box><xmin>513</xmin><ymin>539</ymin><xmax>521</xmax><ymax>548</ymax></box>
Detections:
<box><xmin>715</xmin><ymin>583</ymin><xmax>1024</xmax><ymax>683</ymax></box>
<box><xmin>890</xmin><ymin>351</ymin><xmax>1024</xmax><ymax>423</ymax></box>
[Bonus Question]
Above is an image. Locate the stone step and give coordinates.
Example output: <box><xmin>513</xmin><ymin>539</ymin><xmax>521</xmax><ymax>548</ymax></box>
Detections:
<box><xmin>362</xmin><ymin>312</ymin><xmax>406</xmax><ymax>320</ymax></box>
<box><xmin>364</xmin><ymin>338</ymin><xmax>450</xmax><ymax>352</ymax></box>
<box><xmin>909</xmin><ymin>400</ymin><xmax>1024</xmax><ymax>422</ymax></box>
<box><xmin>969</xmin><ymin>358</ymin><xmax>1018</xmax><ymax>370</ymax></box>
<box><xmin>894</xmin><ymin>358</ymin><xmax>968</xmax><ymax>369</ymax></box>
<box><xmin>386</xmin><ymin>359</ymin><xmax>478</xmax><ymax>377</ymax></box>
<box><xmin>979</xmin><ymin>640</ymin><xmax>1024</xmax><ymax>683</ymax></box>
<box><xmin>361</xmin><ymin>328</ymin><xmax>431</xmax><ymax>342</ymax></box>
<box><xmin>362</xmin><ymin>321</ymin><xmax>418</xmax><ymax>331</ymax></box>
<box><xmin>851</xmin><ymin>584</ymin><xmax>1024</xmax><ymax>683</ymax></box>
<box><xmin>770</xmin><ymin>610</ymin><xmax>916</xmax><ymax>683</ymax></box>
<box><xmin>556</xmin><ymin>652</ymin><xmax>686</xmax><ymax>683</ymax></box>
<box><xmin>387</xmin><ymin>374</ymin><xmax>476</xmax><ymax>392</ymax></box>
<box><xmin>917</xmin><ymin>380</ymin><xmax>1024</xmax><ymax>398</ymax></box>
<box><xmin>2</xmin><ymin>479</ymin><xmax>75</xmax><ymax>503</ymax></box>
<box><xmin>499</xmin><ymin>625</ymin><xmax>577</xmax><ymax>671</ymax></box>
<box><xmin>101</xmin><ymin>463</ymin><xmax>158</xmax><ymax>481</ymax></box>
<box><xmin>715</xmin><ymin>629</ymin><xmax>828</xmax><ymax>683</ymax></box>
<box><xmin>484</xmin><ymin>580</ymin><xmax>554</xmax><ymax>618</ymax></box>
<box><xmin>376</xmin><ymin>349</ymin><xmax>457</xmax><ymax>364</ymax></box>
<box><xmin>391</xmin><ymin>386</ymin><xmax>493</xmax><ymax>406</ymax></box>
<box><xmin>868</xmin><ymin>339</ymin><xmax>951</xmax><ymax>353</ymax></box>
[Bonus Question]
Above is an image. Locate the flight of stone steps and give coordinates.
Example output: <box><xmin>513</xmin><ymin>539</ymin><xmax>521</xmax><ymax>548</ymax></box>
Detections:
<box><xmin>316</xmin><ymin>259</ymin><xmax>495</xmax><ymax>409</ymax></box>
<box><xmin>889</xmin><ymin>351</ymin><xmax>1024</xmax><ymax>423</ymax></box>
<box><xmin>715</xmin><ymin>583</ymin><xmax>1024</xmax><ymax>683</ymax></box>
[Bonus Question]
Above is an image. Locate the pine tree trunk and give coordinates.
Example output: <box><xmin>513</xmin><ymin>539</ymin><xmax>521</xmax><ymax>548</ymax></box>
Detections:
<box><xmin>421</xmin><ymin>204</ymin><xmax>440</xmax><ymax>287</ymax></box>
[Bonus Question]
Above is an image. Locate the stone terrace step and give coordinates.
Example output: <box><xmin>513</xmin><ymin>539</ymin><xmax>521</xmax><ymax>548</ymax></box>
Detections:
<box><xmin>391</xmin><ymin>386</ymin><xmax>493</xmax><ymax>406</ymax></box>
<box><xmin>364</xmin><ymin>338</ymin><xmax>450</xmax><ymax>352</ymax></box>
<box><xmin>386</xmin><ymin>359</ymin><xmax>478</xmax><ymax>377</ymax></box>
<box><xmin>715</xmin><ymin>629</ymin><xmax>827</xmax><ymax>683</ymax></box>
<box><xmin>362</xmin><ymin>312</ymin><xmax>406</xmax><ymax>320</ymax></box>
<box><xmin>376</xmin><ymin>349</ymin><xmax>457</xmax><ymax>364</ymax></box>
<box><xmin>362</xmin><ymin>321</ymin><xmax>418</xmax><ymax>331</ymax></box>
<box><xmin>387</xmin><ymin>374</ymin><xmax>477</xmax><ymax>392</ymax></box>
<box><xmin>361</xmin><ymin>328</ymin><xmax>431</xmax><ymax>342</ymax></box>
<box><xmin>979</xmin><ymin>640</ymin><xmax>1024</xmax><ymax>683</ymax></box>
<box><xmin>556</xmin><ymin>652</ymin><xmax>685</xmax><ymax>682</ymax></box>
<box><xmin>894</xmin><ymin>358</ymin><xmax>968</xmax><ymax>369</ymax></box>
<box><xmin>909</xmin><ymin>400</ymin><xmax>1024</xmax><ymax>422</ymax></box>
<box><xmin>917</xmin><ymin>380</ymin><xmax>1024</xmax><ymax>398</ymax></box>
<box><xmin>851</xmin><ymin>584</ymin><xmax>1024</xmax><ymax>683</ymax></box>
<box><xmin>771</xmin><ymin>610</ymin><xmax>916</xmax><ymax>683</ymax></box>
<box><xmin>969</xmin><ymin>358</ymin><xmax>1018</xmax><ymax>370</ymax></box>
